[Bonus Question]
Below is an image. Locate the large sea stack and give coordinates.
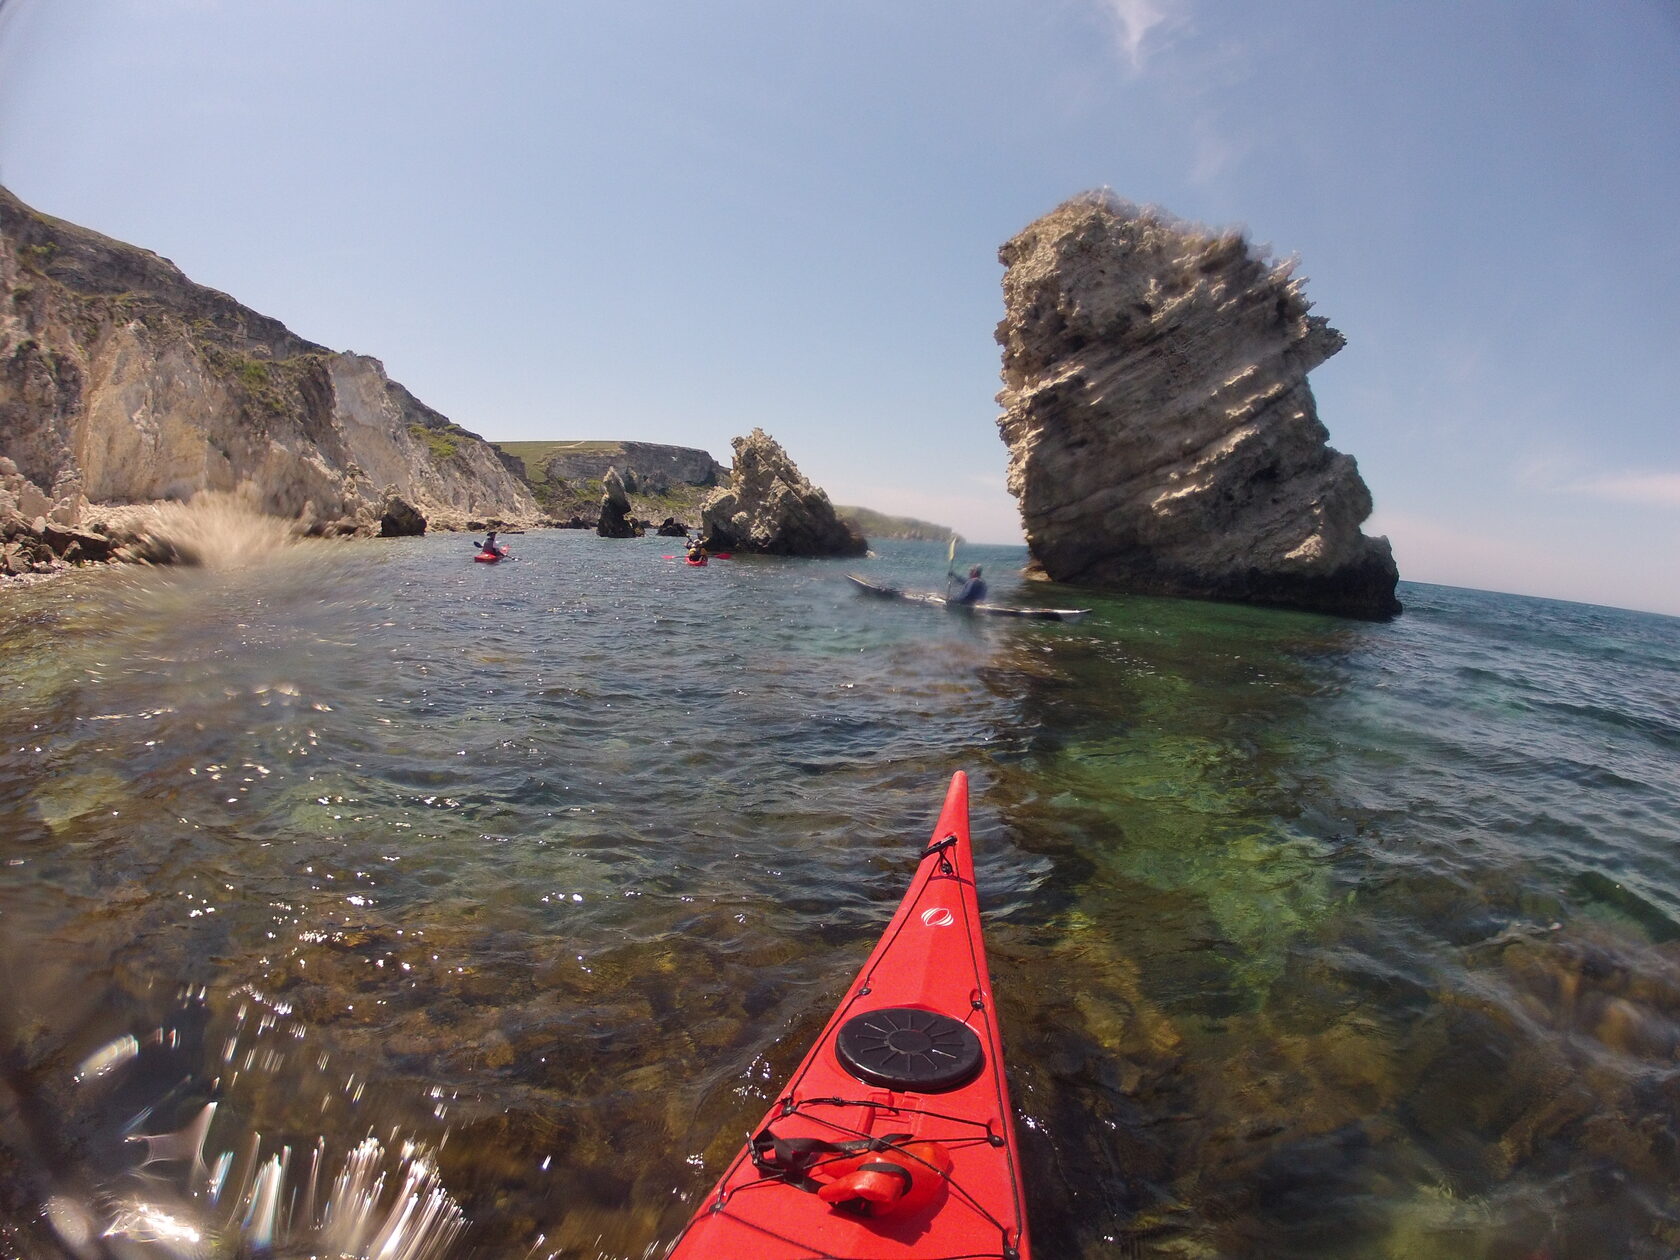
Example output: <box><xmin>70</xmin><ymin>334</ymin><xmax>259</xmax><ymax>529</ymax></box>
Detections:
<box><xmin>699</xmin><ymin>429</ymin><xmax>866</xmax><ymax>557</ymax></box>
<box><xmin>995</xmin><ymin>192</ymin><xmax>1400</xmax><ymax>619</ymax></box>
<box><xmin>0</xmin><ymin>185</ymin><xmax>538</xmax><ymax>546</ymax></box>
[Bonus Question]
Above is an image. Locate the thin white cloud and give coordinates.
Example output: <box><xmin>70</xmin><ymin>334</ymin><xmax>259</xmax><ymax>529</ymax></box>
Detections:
<box><xmin>1571</xmin><ymin>471</ymin><xmax>1680</xmax><ymax>509</ymax></box>
<box><xmin>1190</xmin><ymin>121</ymin><xmax>1240</xmax><ymax>184</ymax></box>
<box><xmin>1369</xmin><ymin>508</ymin><xmax>1680</xmax><ymax>616</ymax></box>
<box><xmin>1100</xmin><ymin>0</ymin><xmax>1172</xmax><ymax>70</ymax></box>
<box><xmin>1513</xmin><ymin>451</ymin><xmax>1578</xmax><ymax>488</ymax></box>
<box><xmin>1514</xmin><ymin>455</ymin><xmax>1680</xmax><ymax>511</ymax></box>
<box><xmin>1369</xmin><ymin>511</ymin><xmax>1549</xmax><ymax>588</ymax></box>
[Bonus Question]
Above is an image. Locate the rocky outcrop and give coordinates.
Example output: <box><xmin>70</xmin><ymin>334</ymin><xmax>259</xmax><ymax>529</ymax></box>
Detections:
<box><xmin>539</xmin><ymin>442</ymin><xmax>725</xmax><ymax>493</ymax></box>
<box><xmin>3</xmin><ymin>456</ymin><xmax>102</xmax><ymax>575</ymax></box>
<box><xmin>995</xmin><ymin>191</ymin><xmax>1400</xmax><ymax>619</ymax></box>
<box><xmin>698</xmin><ymin>429</ymin><xmax>866</xmax><ymax>557</ymax></box>
<box><xmin>2</xmin><ymin>512</ymin><xmax>112</xmax><ymax>576</ymax></box>
<box><xmin>378</xmin><ymin>489</ymin><xmax>427</xmax><ymax>537</ymax></box>
<box><xmin>0</xmin><ymin>185</ymin><xmax>539</xmax><ymax>546</ymax></box>
<box><xmin>2</xmin><ymin>455</ymin><xmax>210</xmax><ymax>574</ymax></box>
<box><xmin>595</xmin><ymin>467</ymin><xmax>642</xmax><ymax>538</ymax></box>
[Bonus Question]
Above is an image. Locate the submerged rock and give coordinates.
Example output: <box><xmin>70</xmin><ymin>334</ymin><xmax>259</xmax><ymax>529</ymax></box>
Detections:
<box><xmin>698</xmin><ymin>429</ymin><xmax>866</xmax><ymax>557</ymax></box>
<box><xmin>995</xmin><ymin>192</ymin><xmax>1400</xmax><ymax>620</ymax></box>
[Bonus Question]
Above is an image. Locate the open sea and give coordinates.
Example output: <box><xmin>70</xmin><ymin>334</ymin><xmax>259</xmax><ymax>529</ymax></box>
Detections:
<box><xmin>2</xmin><ymin>522</ymin><xmax>1678</xmax><ymax>1259</ymax></box>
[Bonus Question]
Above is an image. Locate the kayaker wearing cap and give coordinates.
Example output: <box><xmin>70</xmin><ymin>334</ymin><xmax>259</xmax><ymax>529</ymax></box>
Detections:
<box><xmin>950</xmin><ymin>565</ymin><xmax>987</xmax><ymax>605</ymax></box>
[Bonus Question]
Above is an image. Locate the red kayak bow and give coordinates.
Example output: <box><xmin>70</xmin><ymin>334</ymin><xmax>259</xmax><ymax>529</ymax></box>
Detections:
<box><xmin>667</xmin><ymin>771</ymin><xmax>1031</xmax><ymax>1259</ymax></box>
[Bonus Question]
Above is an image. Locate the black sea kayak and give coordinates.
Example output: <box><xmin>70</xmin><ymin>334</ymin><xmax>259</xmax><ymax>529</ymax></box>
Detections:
<box><xmin>847</xmin><ymin>575</ymin><xmax>1089</xmax><ymax>623</ymax></box>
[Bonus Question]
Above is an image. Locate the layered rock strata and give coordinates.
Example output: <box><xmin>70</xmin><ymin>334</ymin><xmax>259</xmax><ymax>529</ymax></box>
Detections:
<box><xmin>0</xmin><ymin>185</ymin><xmax>538</xmax><ymax>551</ymax></box>
<box><xmin>995</xmin><ymin>191</ymin><xmax>1400</xmax><ymax>619</ymax></box>
<box><xmin>699</xmin><ymin>429</ymin><xmax>866</xmax><ymax>557</ymax></box>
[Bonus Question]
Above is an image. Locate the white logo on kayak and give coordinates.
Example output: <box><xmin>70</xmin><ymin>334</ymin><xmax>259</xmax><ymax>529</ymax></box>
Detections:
<box><xmin>921</xmin><ymin>908</ymin><xmax>955</xmax><ymax>927</ymax></box>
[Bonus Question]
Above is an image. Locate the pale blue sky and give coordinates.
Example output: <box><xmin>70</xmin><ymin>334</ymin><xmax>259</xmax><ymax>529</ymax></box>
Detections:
<box><xmin>1</xmin><ymin>1</ymin><xmax>1676</xmax><ymax>613</ymax></box>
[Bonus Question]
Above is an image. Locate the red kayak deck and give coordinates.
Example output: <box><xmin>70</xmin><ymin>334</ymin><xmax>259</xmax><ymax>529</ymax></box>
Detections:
<box><xmin>667</xmin><ymin>772</ymin><xmax>1031</xmax><ymax>1259</ymax></box>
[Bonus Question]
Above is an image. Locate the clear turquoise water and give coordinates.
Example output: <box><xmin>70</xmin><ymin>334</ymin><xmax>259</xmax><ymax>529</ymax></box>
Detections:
<box><xmin>1</xmin><ymin>530</ymin><xmax>1677</xmax><ymax>1257</ymax></box>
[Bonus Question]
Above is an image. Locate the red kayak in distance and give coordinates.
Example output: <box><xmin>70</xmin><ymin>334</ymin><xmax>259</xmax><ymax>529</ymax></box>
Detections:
<box><xmin>665</xmin><ymin>771</ymin><xmax>1032</xmax><ymax>1260</ymax></box>
<box><xmin>473</xmin><ymin>547</ymin><xmax>508</xmax><ymax>563</ymax></box>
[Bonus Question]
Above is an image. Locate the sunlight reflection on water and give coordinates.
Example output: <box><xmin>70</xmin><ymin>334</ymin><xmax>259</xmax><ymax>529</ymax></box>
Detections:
<box><xmin>2</xmin><ymin>527</ymin><xmax>1679</xmax><ymax>1258</ymax></box>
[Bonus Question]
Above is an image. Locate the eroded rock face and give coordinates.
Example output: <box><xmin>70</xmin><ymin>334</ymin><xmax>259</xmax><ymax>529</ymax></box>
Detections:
<box><xmin>698</xmin><ymin>429</ymin><xmax>866</xmax><ymax>557</ymax></box>
<box><xmin>378</xmin><ymin>489</ymin><xmax>427</xmax><ymax>537</ymax></box>
<box><xmin>996</xmin><ymin>192</ymin><xmax>1400</xmax><ymax>619</ymax></box>
<box><xmin>595</xmin><ymin>467</ymin><xmax>642</xmax><ymax>538</ymax></box>
<box><xmin>0</xmin><ymin>185</ymin><xmax>538</xmax><ymax>539</ymax></box>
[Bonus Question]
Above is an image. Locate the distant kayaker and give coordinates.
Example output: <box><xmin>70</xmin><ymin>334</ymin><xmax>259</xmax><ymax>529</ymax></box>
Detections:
<box><xmin>480</xmin><ymin>530</ymin><xmax>500</xmax><ymax>555</ymax></box>
<box><xmin>951</xmin><ymin>565</ymin><xmax>987</xmax><ymax>604</ymax></box>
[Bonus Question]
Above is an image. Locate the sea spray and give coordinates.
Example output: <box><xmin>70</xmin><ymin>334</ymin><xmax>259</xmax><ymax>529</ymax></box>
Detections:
<box><xmin>117</xmin><ymin>489</ymin><xmax>325</xmax><ymax>569</ymax></box>
<box><xmin>32</xmin><ymin>989</ymin><xmax>468</xmax><ymax>1260</ymax></box>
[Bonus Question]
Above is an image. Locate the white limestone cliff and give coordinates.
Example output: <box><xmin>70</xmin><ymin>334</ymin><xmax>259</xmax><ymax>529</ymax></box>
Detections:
<box><xmin>0</xmin><ymin>185</ymin><xmax>537</xmax><ymax>554</ymax></box>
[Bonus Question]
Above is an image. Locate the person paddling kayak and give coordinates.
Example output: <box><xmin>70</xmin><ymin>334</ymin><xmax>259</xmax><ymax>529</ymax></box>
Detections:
<box><xmin>950</xmin><ymin>565</ymin><xmax>987</xmax><ymax>604</ymax></box>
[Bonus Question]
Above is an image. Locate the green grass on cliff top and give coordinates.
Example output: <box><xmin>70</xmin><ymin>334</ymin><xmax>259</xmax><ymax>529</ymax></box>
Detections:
<box><xmin>495</xmin><ymin>441</ymin><xmax>624</xmax><ymax>484</ymax></box>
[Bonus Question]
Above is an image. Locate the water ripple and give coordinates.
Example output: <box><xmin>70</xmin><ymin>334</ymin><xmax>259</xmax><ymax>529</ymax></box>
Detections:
<box><xmin>2</xmin><ymin>542</ymin><xmax>1678</xmax><ymax>1258</ymax></box>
